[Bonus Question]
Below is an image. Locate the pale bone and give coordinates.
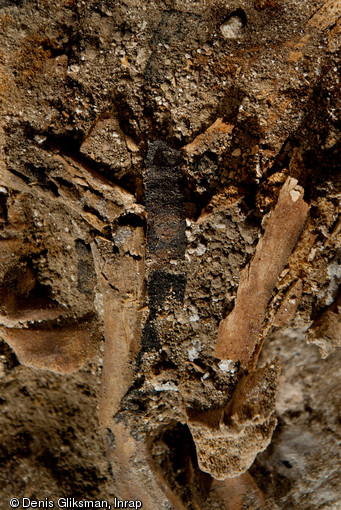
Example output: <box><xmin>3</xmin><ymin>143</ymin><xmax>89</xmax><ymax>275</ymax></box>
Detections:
<box><xmin>0</xmin><ymin>322</ymin><xmax>97</xmax><ymax>374</ymax></box>
<box><xmin>215</xmin><ymin>177</ymin><xmax>309</xmax><ymax>368</ymax></box>
<box><xmin>307</xmin><ymin>0</ymin><xmax>341</xmax><ymax>31</ymax></box>
<box><xmin>273</xmin><ymin>279</ymin><xmax>303</xmax><ymax>327</ymax></box>
<box><xmin>91</xmin><ymin>229</ymin><xmax>145</xmax><ymax>427</ymax></box>
<box><xmin>182</xmin><ymin>118</ymin><xmax>234</xmax><ymax>156</ymax></box>
<box><xmin>105</xmin><ymin>422</ymin><xmax>188</xmax><ymax>510</ymax></box>
<box><xmin>93</xmin><ymin>232</ymin><xmax>191</xmax><ymax>509</ymax></box>
<box><xmin>1</xmin><ymin>151</ymin><xmax>142</xmax><ymax>232</ymax></box>
<box><xmin>186</xmin><ymin>360</ymin><xmax>280</xmax><ymax>480</ymax></box>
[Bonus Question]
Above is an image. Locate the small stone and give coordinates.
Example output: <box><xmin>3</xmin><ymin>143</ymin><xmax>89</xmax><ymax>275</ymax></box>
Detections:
<box><xmin>218</xmin><ymin>359</ymin><xmax>235</xmax><ymax>373</ymax></box>
<box><xmin>290</xmin><ymin>189</ymin><xmax>301</xmax><ymax>202</ymax></box>
<box><xmin>220</xmin><ymin>17</ymin><xmax>244</xmax><ymax>40</ymax></box>
<box><xmin>188</xmin><ymin>340</ymin><xmax>202</xmax><ymax>361</ymax></box>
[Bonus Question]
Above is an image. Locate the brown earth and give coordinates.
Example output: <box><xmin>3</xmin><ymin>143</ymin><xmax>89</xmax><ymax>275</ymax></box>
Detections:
<box><xmin>0</xmin><ymin>0</ymin><xmax>340</xmax><ymax>509</ymax></box>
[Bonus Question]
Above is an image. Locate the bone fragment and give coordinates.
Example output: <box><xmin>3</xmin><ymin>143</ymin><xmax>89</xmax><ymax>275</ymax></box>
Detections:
<box><xmin>186</xmin><ymin>361</ymin><xmax>280</xmax><ymax>480</ymax></box>
<box><xmin>183</xmin><ymin>118</ymin><xmax>234</xmax><ymax>157</ymax></box>
<box><xmin>273</xmin><ymin>279</ymin><xmax>303</xmax><ymax>327</ymax></box>
<box><xmin>105</xmin><ymin>422</ymin><xmax>187</xmax><ymax>510</ymax></box>
<box><xmin>0</xmin><ymin>322</ymin><xmax>97</xmax><ymax>374</ymax></box>
<box><xmin>92</xmin><ymin>227</ymin><xmax>145</xmax><ymax>427</ymax></box>
<box><xmin>215</xmin><ymin>177</ymin><xmax>309</xmax><ymax>368</ymax></box>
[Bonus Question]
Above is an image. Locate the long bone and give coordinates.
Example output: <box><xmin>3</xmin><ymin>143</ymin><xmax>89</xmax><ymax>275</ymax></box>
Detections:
<box><xmin>215</xmin><ymin>176</ymin><xmax>309</xmax><ymax>369</ymax></box>
<box><xmin>184</xmin><ymin>177</ymin><xmax>309</xmax><ymax>480</ymax></box>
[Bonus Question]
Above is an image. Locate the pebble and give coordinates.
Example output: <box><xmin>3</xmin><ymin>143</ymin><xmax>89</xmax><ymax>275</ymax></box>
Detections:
<box><xmin>220</xmin><ymin>16</ymin><xmax>244</xmax><ymax>39</ymax></box>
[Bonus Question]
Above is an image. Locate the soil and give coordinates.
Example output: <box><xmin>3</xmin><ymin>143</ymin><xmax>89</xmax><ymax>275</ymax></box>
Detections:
<box><xmin>0</xmin><ymin>0</ymin><xmax>340</xmax><ymax>508</ymax></box>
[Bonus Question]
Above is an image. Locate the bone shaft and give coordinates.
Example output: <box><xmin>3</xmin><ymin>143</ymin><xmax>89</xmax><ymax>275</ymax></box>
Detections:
<box><xmin>215</xmin><ymin>177</ymin><xmax>309</xmax><ymax>367</ymax></box>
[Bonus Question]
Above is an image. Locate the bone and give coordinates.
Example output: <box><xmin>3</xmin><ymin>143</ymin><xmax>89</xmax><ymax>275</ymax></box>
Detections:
<box><xmin>215</xmin><ymin>177</ymin><xmax>309</xmax><ymax>368</ymax></box>
<box><xmin>92</xmin><ymin>228</ymin><xmax>145</xmax><ymax>427</ymax></box>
